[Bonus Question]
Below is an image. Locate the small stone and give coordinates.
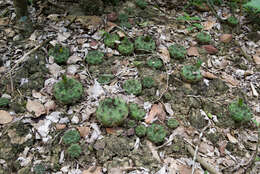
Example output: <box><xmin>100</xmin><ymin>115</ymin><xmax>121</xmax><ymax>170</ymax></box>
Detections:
<box><xmin>107</xmin><ymin>12</ymin><xmax>118</xmax><ymax>22</ymax></box>
<box><xmin>201</xmin><ymin>45</ymin><xmax>218</xmax><ymax>54</ymax></box>
<box><xmin>56</xmin><ymin>123</ymin><xmax>66</xmax><ymax>130</ymax></box>
<box><xmin>220</xmin><ymin>34</ymin><xmax>232</xmax><ymax>43</ymax></box>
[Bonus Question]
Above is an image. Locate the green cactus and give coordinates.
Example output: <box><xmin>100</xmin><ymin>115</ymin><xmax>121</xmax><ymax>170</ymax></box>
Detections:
<box><xmin>118</xmin><ymin>13</ymin><xmax>132</xmax><ymax>29</ymax></box>
<box><xmin>167</xmin><ymin>118</ymin><xmax>179</xmax><ymax>129</ymax></box>
<box><xmin>53</xmin><ymin>76</ymin><xmax>83</xmax><ymax>104</ymax></box>
<box><xmin>104</xmin><ymin>33</ymin><xmax>120</xmax><ymax>48</ymax></box>
<box><xmin>62</xmin><ymin>130</ymin><xmax>81</xmax><ymax>145</ymax></box>
<box><xmin>141</xmin><ymin>76</ymin><xmax>155</xmax><ymax>88</ymax></box>
<box><xmin>227</xmin><ymin>16</ymin><xmax>239</xmax><ymax>26</ymax></box>
<box><xmin>147</xmin><ymin>123</ymin><xmax>167</xmax><ymax>144</ymax></box>
<box><xmin>85</xmin><ymin>50</ymin><xmax>104</xmax><ymax>65</ymax></box>
<box><xmin>118</xmin><ymin>37</ymin><xmax>134</xmax><ymax>55</ymax></box>
<box><xmin>135</xmin><ymin>0</ymin><xmax>147</xmax><ymax>9</ymax></box>
<box><xmin>129</xmin><ymin>103</ymin><xmax>146</xmax><ymax>121</ymax></box>
<box><xmin>98</xmin><ymin>74</ymin><xmax>114</xmax><ymax>85</ymax></box>
<box><xmin>0</xmin><ymin>97</ymin><xmax>10</xmax><ymax>107</ymax></box>
<box><xmin>123</xmin><ymin>79</ymin><xmax>142</xmax><ymax>95</ymax></box>
<box><xmin>135</xmin><ymin>36</ymin><xmax>156</xmax><ymax>52</ymax></box>
<box><xmin>168</xmin><ymin>44</ymin><xmax>187</xmax><ymax>59</ymax></box>
<box><xmin>181</xmin><ymin>60</ymin><xmax>203</xmax><ymax>83</ymax></box>
<box><xmin>96</xmin><ymin>97</ymin><xmax>129</xmax><ymax>127</ymax></box>
<box><xmin>135</xmin><ymin>124</ymin><xmax>147</xmax><ymax>137</ymax></box>
<box><xmin>127</xmin><ymin>119</ymin><xmax>137</xmax><ymax>128</ymax></box>
<box><xmin>49</xmin><ymin>44</ymin><xmax>70</xmax><ymax>64</ymax></box>
<box><xmin>228</xmin><ymin>98</ymin><xmax>252</xmax><ymax>123</ymax></box>
<box><xmin>196</xmin><ymin>32</ymin><xmax>211</xmax><ymax>44</ymax></box>
<box><xmin>33</xmin><ymin>163</ymin><xmax>46</xmax><ymax>174</ymax></box>
<box><xmin>147</xmin><ymin>58</ymin><xmax>163</xmax><ymax>69</ymax></box>
<box><xmin>67</xmin><ymin>143</ymin><xmax>82</xmax><ymax>158</ymax></box>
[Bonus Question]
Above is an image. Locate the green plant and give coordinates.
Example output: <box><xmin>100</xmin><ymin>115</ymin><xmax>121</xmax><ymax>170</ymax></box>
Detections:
<box><xmin>118</xmin><ymin>13</ymin><xmax>132</xmax><ymax>28</ymax></box>
<box><xmin>62</xmin><ymin>130</ymin><xmax>81</xmax><ymax>145</ymax></box>
<box><xmin>147</xmin><ymin>123</ymin><xmax>167</xmax><ymax>144</ymax></box>
<box><xmin>181</xmin><ymin>59</ymin><xmax>203</xmax><ymax>83</ymax></box>
<box><xmin>118</xmin><ymin>37</ymin><xmax>134</xmax><ymax>55</ymax></box>
<box><xmin>104</xmin><ymin>33</ymin><xmax>120</xmax><ymax>48</ymax></box>
<box><xmin>196</xmin><ymin>32</ymin><xmax>211</xmax><ymax>44</ymax></box>
<box><xmin>147</xmin><ymin>58</ymin><xmax>163</xmax><ymax>69</ymax></box>
<box><xmin>177</xmin><ymin>12</ymin><xmax>201</xmax><ymax>22</ymax></box>
<box><xmin>136</xmin><ymin>0</ymin><xmax>147</xmax><ymax>9</ymax></box>
<box><xmin>48</xmin><ymin>44</ymin><xmax>70</xmax><ymax>64</ymax></box>
<box><xmin>135</xmin><ymin>124</ymin><xmax>147</xmax><ymax>137</ymax></box>
<box><xmin>134</xmin><ymin>36</ymin><xmax>156</xmax><ymax>52</ymax></box>
<box><xmin>127</xmin><ymin>119</ymin><xmax>137</xmax><ymax>128</ymax></box>
<box><xmin>227</xmin><ymin>16</ymin><xmax>239</xmax><ymax>26</ymax></box>
<box><xmin>141</xmin><ymin>76</ymin><xmax>155</xmax><ymax>88</ymax></box>
<box><xmin>0</xmin><ymin>97</ymin><xmax>10</xmax><ymax>107</ymax></box>
<box><xmin>123</xmin><ymin>79</ymin><xmax>142</xmax><ymax>95</ymax></box>
<box><xmin>67</xmin><ymin>143</ymin><xmax>82</xmax><ymax>158</ymax></box>
<box><xmin>228</xmin><ymin>98</ymin><xmax>252</xmax><ymax>123</ymax></box>
<box><xmin>244</xmin><ymin>0</ymin><xmax>260</xmax><ymax>12</ymax></box>
<box><xmin>96</xmin><ymin>97</ymin><xmax>129</xmax><ymax>127</ymax></box>
<box><xmin>167</xmin><ymin>118</ymin><xmax>179</xmax><ymax>129</ymax></box>
<box><xmin>129</xmin><ymin>103</ymin><xmax>146</xmax><ymax>121</ymax></box>
<box><xmin>53</xmin><ymin>75</ymin><xmax>83</xmax><ymax>104</ymax></box>
<box><xmin>98</xmin><ymin>74</ymin><xmax>114</xmax><ymax>85</ymax></box>
<box><xmin>85</xmin><ymin>50</ymin><xmax>104</xmax><ymax>65</ymax></box>
<box><xmin>168</xmin><ymin>44</ymin><xmax>187</xmax><ymax>59</ymax></box>
<box><xmin>33</xmin><ymin>163</ymin><xmax>46</xmax><ymax>174</ymax></box>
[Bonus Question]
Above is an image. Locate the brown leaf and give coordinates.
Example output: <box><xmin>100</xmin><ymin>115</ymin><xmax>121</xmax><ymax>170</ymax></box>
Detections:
<box><xmin>203</xmin><ymin>20</ymin><xmax>215</xmax><ymax>30</ymax></box>
<box><xmin>44</xmin><ymin>100</ymin><xmax>56</xmax><ymax>115</ymax></box>
<box><xmin>55</xmin><ymin>124</ymin><xmax>66</xmax><ymax>130</ymax></box>
<box><xmin>253</xmin><ymin>48</ymin><xmax>260</xmax><ymax>65</ymax></box>
<box><xmin>221</xmin><ymin>73</ymin><xmax>239</xmax><ymax>86</ymax></box>
<box><xmin>82</xmin><ymin>166</ymin><xmax>102</xmax><ymax>174</ymax></box>
<box><xmin>75</xmin><ymin>16</ymin><xmax>103</xmax><ymax>30</ymax></box>
<box><xmin>187</xmin><ymin>47</ymin><xmax>199</xmax><ymax>56</ymax></box>
<box><xmin>145</xmin><ymin>103</ymin><xmax>166</xmax><ymax>123</ymax></box>
<box><xmin>201</xmin><ymin>70</ymin><xmax>217</xmax><ymax>79</ymax></box>
<box><xmin>201</xmin><ymin>45</ymin><xmax>218</xmax><ymax>54</ymax></box>
<box><xmin>0</xmin><ymin>110</ymin><xmax>13</xmax><ymax>124</ymax></box>
<box><xmin>218</xmin><ymin>140</ymin><xmax>227</xmax><ymax>156</ymax></box>
<box><xmin>105</xmin><ymin>22</ymin><xmax>117</xmax><ymax>33</ymax></box>
<box><xmin>158</xmin><ymin>46</ymin><xmax>170</xmax><ymax>63</ymax></box>
<box><xmin>220</xmin><ymin>34</ymin><xmax>232</xmax><ymax>43</ymax></box>
<box><xmin>227</xmin><ymin>133</ymin><xmax>238</xmax><ymax>144</ymax></box>
<box><xmin>26</xmin><ymin>99</ymin><xmax>46</xmax><ymax>117</ymax></box>
<box><xmin>77</xmin><ymin>126</ymin><xmax>90</xmax><ymax>138</ymax></box>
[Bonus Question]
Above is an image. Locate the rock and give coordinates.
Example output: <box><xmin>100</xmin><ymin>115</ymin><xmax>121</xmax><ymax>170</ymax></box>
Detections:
<box><xmin>220</xmin><ymin>34</ymin><xmax>232</xmax><ymax>43</ymax></box>
<box><xmin>107</xmin><ymin>12</ymin><xmax>118</xmax><ymax>22</ymax></box>
<box><xmin>201</xmin><ymin>45</ymin><xmax>218</xmax><ymax>54</ymax></box>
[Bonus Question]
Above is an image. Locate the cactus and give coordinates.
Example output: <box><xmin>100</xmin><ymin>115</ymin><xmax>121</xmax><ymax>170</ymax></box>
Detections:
<box><xmin>168</xmin><ymin>44</ymin><xmax>187</xmax><ymax>59</ymax></box>
<box><xmin>123</xmin><ymin>79</ymin><xmax>142</xmax><ymax>95</ymax></box>
<box><xmin>167</xmin><ymin>118</ymin><xmax>179</xmax><ymax>129</ymax></box>
<box><xmin>0</xmin><ymin>97</ymin><xmax>10</xmax><ymax>107</ymax></box>
<box><xmin>147</xmin><ymin>123</ymin><xmax>167</xmax><ymax>144</ymax></box>
<box><xmin>67</xmin><ymin>143</ymin><xmax>82</xmax><ymax>158</ymax></box>
<box><xmin>129</xmin><ymin>103</ymin><xmax>146</xmax><ymax>121</ymax></box>
<box><xmin>181</xmin><ymin>59</ymin><xmax>203</xmax><ymax>83</ymax></box>
<box><xmin>62</xmin><ymin>130</ymin><xmax>81</xmax><ymax>145</ymax></box>
<box><xmin>98</xmin><ymin>74</ymin><xmax>114</xmax><ymax>85</ymax></box>
<box><xmin>196</xmin><ymin>32</ymin><xmax>211</xmax><ymax>44</ymax></box>
<box><xmin>104</xmin><ymin>33</ymin><xmax>120</xmax><ymax>48</ymax></box>
<box><xmin>135</xmin><ymin>36</ymin><xmax>156</xmax><ymax>52</ymax></box>
<box><xmin>85</xmin><ymin>50</ymin><xmax>104</xmax><ymax>65</ymax></box>
<box><xmin>228</xmin><ymin>98</ymin><xmax>252</xmax><ymax>123</ymax></box>
<box><xmin>147</xmin><ymin>57</ymin><xmax>163</xmax><ymax>69</ymax></box>
<box><xmin>135</xmin><ymin>124</ymin><xmax>147</xmax><ymax>137</ymax></box>
<box><xmin>118</xmin><ymin>37</ymin><xmax>134</xmax><ymax>55</ymax></box>
<box><xmin>49</xmin><ymin>44</ymin><xmax>70</xmax><ymax>64</ymax></box>
<box><xmin>141</xmin><ymin>76</ymin><xmax>155</xmax><ymax>88</ymax></box>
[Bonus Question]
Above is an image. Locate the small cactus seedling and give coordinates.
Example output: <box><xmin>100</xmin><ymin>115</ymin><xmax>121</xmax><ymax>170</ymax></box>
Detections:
<box><xmin>0</xmin><ymin>97</ymin><xmax>10</xmax><ymax>107</ymax></box>
<box><xmin>147</xmin><ymin>58</ymin><xmax>163</xmax><ymax>69</ymax></box>
<box><xmin>129</xmin><ymin>103</ymin><xmax>146</xmax><ymax>121</ymax></box>
<box><xmin>127</xmin><ymin>119</ymin><xmax>137</xmax><ymax>128</ymax></box>
<box><xmin>135</xmin><ymin>0</ymin><xmax>147</xmax><ymax>9</ymax></box>
<box><xmin>49</xmin><ymin>44</ymin><xmax>70</xmax><ymax>64</ymax></box>
<box><xmin>67</xmin><ymin>143</ymin><xmax>82</xmax><ymax>158</ymax></box>
<box><xmin>62</xmin><ymin>130</ymin><xmax>81</xmax><ymax>145</ymax></box>
<box><xmin>118</xmin><ymin>13</ymin><xmax>132</xmax><ymax>29</ymax></box>
<box><xmin>168</xmin><ymin>44</ymin><xmax>187</xmax><ymax>59</ymax></box>
<box><xmin>147</xmin><ymin>123</ymin><xmax>167</xmax><ymax>144</ymax></box>
<box><xmin>167</xmin><ymin>118</ymin><xmax>179</xmax><ymax>129</ymax></box>
<box><xmin>181</xmin><ymin>59</ymin><xmax>203</xmax><ymax>83</ymax></box>
<box><xmin>123</xmin><ymin>79</ymin><xmax>142</xmax><ymax>95</ymax></box>
<box><xmin>227</xmin><ymin>16</ymin><xmax>239</xmax><ymax>26</ymax></box>
<box><xmin>85</xmin><ymin>50</ymin><xmax>104</xmax><ymax>65</ymax></box>
<box><xmin>104</xmin><ymin>33</ymin><xmax>120</xmax><ymax>48</ymax></box>
<box><xmin>135</xmin><ymin>36</ymin><xmax>156</xmax><ymax>52</ymax></box>
<box><xmin>118</xmin><ymin>37</ymin><xmax>134</xmax><ymax>55</ymax></box>
<box><xmin>228</xmin><ymin>98</ymin><xmax>252</xmax><ymax>123</ymax></box>
<box><xmin>196</xmin><ymin>32</ymin><xmax>211</xmax><ymax>44</ymax></box>
<box><xmin>98</xmin><ymin>74</ymin><xmax>114</xmax><ymax>85</ymax></box>
<box><xmin>96</xmin><ymin>97</ymin><xmax>129</xmax><ymax>127</ymax></box>
<box><xmin>135</xmin><ymin>124</ymin><xmax>147</xmax><ymax>137</ymax></box>
<box><xmin>53</xmin><ymin>75</ymin><xmax>83</xmax><ymax>104</ymax></box>
<box><xmin>141</xmin><ymin>76</ymin><xmax>155</xmax><ymax>88</ymax></box>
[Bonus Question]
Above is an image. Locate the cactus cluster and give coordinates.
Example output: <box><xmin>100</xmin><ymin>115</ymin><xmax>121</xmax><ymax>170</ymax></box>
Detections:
<box><xmin>49</xmin><ymin>44</ymin><xmax>70</xmax><ymax>64</ymax></box>
<box><xmin>228</xmin><ymin>98</ymin><xmax>252</xmax><ymax>123</ymax></box>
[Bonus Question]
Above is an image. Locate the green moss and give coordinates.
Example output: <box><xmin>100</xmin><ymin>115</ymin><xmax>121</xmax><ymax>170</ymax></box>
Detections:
<box><xmin>168</xmin><ymin>44</ymin><xmax>187</xmax><ymax>59</ymax></box>
<box><xmin>85</xmin><ymin>50</ymin><xmax>104</xmax><ymax>65</ymax></box>
<box><xmin>228</xmin><ymin>98</ymin><xmax>252</xmax><ymax>123</ymax></box>
<box><xmin>67</xmin><ymin>144</ymin><xmax>82</xmax><ymax>158</ymax></box>
<box><xmin>96</xmin><ymin>97</ymin><xmax>129</xmax><ymax>127</ymax></box>
<box><xmin>104</xmin><ymin>33</ymin><xmax>120</xmax><ymax>48</ymax></box>
<box><xmin>167</xmin><ymin>118</ymin><xmax>179</xmax><ymax>129</ymax></box>
<box><xmin>118</xmin><ymin>37</ymin><xmax>134</xmax><ymax>55</ymax></box>
<box><xmin>136</xmin><ymin>0</ymin><xmax>147</xmax><ymax>9</ymax></box>
<box><xmin>123</xmin><ymin>79</ymin><xmax>142</xmax><ymax>95</ymax></box>
<box><xmin>147</xmin><ymin>58</ymin><xmax>163</xmax><ymax>69</ymax></box>
<box><xmin>196</xmin><ymin>32</ymin><xmax>211</xmax><ymax>44</ymax></box>
<box><xmin>129</xmin><ymin>103</ymin><xmax>146</xmax><ymax>121</ymax></box>
<box><xmin>135</xmin><ymin>36</ymin><xmax>156</xmax><ymax>52</ymax></box>
<box><xmin>142</xmin><ymin>76</ymin><xmax>155</xmax><ymax>88</ymax></box>
<box><xmin>227</xmin><ymin>16</ymin><xmax>239</xmax><ymax>26</ymax></box>
<box><xmin>62</xmin><ymin>130</ymin><xmax>81</xmax><ymax>145</ymax></box>
<box><xmin>48</xmin><ymin>44</ymin><xmax>70</xmax><ymax>64</ymax></box>
<box><xmin>53</xmin><ymin>76</ymin><xmax>83</xmax><ymax>104</ymax></box>
<box><xmin>181</xmin><ymin>60</ymin><xmax>202</xmax><ymax>83</ymax></box>
<box><xmin>33</xmin><ymin>163</ymin><xmax>46</xmax><ymax>174</ymax></box>
<box><xmin>135</xmin><ymin>124</ymin><xmax>147</xmax><ymax>137</ymax></box>
<box><xmin>98</xmin><ymin>74</ymin><xmax>114</xmax><ymax>85</ymax></box>
<box><xmin>147</xmin><ymin>124</ymin><xmax>167</xmax><ymax>144</ymax></box>
<box><xmin>0</xmin><ymin>97</ymin><xmax>10</xmax><ymax>107</ymax></box>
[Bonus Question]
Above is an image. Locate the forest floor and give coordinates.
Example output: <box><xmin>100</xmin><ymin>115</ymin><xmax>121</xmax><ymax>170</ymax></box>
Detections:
<box><xmin>0</xmin><ymin>0</ymin><xmax>260</xmax><ymax>173</ymax></box>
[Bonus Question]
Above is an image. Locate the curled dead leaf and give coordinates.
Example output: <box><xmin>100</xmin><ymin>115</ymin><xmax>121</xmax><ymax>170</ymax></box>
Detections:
<box><xmin>0</xmin><ymin>110</ymin><xmax>13</xmax><ymax>124</ymax></box>
<box><xmin>26</xmin><ymin>99</ymin><xmax>46</xmax><ymax>117</ymax></box>
<box><xmin>145</xmin><ymin>103</ymin><xmax>166</xmax><ymax>124</ymax></box>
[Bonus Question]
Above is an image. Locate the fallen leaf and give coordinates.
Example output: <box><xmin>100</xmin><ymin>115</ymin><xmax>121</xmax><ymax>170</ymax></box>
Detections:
<box><xmin>187</xmin><ymin>47</ymin><xmax>199</xmax><ymax>56</ymax></box>
<box><xmin>116</xmin><ymin>30</ymin><xmax>125</xmax><ymax>38</ymax></box>
<box><xmin>146</xmin><ymin>140</ymin><xmax>161</xmax><ymax>162</ymax></box>
<box><xmin>75</xmin><ymin>16</ymin><xmax>103</xmax><ymax>30</ymax></box>
<box><xmin>199</xmin><ymin>142</ymin><xmax>214</xmax><ymax>154</ymax></box>
<box><xmin>0</xmin><ymin>110</ymin><xmax>13</xmax><ymax>124</ymax></box>
<box><xmin>26</xmin><ymin>99</ymin><xmax>46</xmax><ymax>117</ymax></box>
<box><xmin>105</xmin><ymin>21</ymin><xmax>117</xmax><ymax>32</ymax></box>
<box><xmin>77</xmin><ymin>126</ymin><xmax>90</xmax><ymax>138</ymax></box>
<box><xmin>201</xmin><ymin>70</ymin><xmax>217</xmax><ymax>79</ymax></box>
<box><xmin>0</xmin><ymin>17</ymin><xmax>9</xmax><ymax>25</ymax></box>
<box><xmin>218</xmin><ymin>141</ymin><xmax>227</xmax><ymax>156</ymax></box>
<box><xmin>145</xmin><ymin>103</ymin><xmax>166</xmax><ymax>124</ymax></box>
<box><xmin>221</xmin><ymin>73</ymin><xmax>239</xmax><ymax>86</ymax></box>
<box><xmin>250</xmin><ymin>82</ymin><xmax>259</xmax><ymax>97</ymax></box>
<box><xmin>253</xmin><ymin>48</ymin><xmax>260</xmax><ymax>64</ymax></box>
<box><xmin>108</xmin><ymin>168</ymin><xmax>123</xmax><ymax>174</ymax></box>
<box><xmin>56</xmin><ymin>124</ymin><xmax>66</xmax><ymax>130</ymax></box>
<box><xmin>158</xmin><ymin>46</ymin><xmax>170</xmax><ymax>63</ymax></box>
<box><xmin>203</xmin><ymin>20</ymin><xmax>215</xmax><ymax>30</ymax></box>
<box><xmin>220</xmin><ymin>34</ymin><xmax>232</xmax><ymax>43</ymax></box>
<box><xmin>201</xmin><ymin>45</ymin><xmax>218</xmax><ymax>54</ymax></box>
<box><xmin>227</xmin><ymin>133</ymin><xmax>238</xmax><ymax>144</ymax></box>
<box><xmin>82</xmin><ymin>166</ymin><xmax>102</xmax><ymax>174</ymax></box>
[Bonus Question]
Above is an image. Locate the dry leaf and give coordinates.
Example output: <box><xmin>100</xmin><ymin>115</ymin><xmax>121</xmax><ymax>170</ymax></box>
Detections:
<box><xmin>105</xmin><ymin>21</ymin><xmax>117</xmax><ymax>33</ymax></box>
<box><xmin>158</xmin><ymin>46</ymin><xmax>170</xmax><ymax>63</ymax></box>
<box><xmin>56</xmin><ymin>124</ymin><xmax>66</xmax><ymax>130</ymax></box>
<box><xmin>44</xmin><ymin>100</ymin><xmax>56</xmax><ymax>114</ymax></box>
<box><xmin>220</xmin><ymin>34</ymin><xmax>232</xmax><ymax>43</ymax></box>
<box><xmin>26</xmin><ymin>99</ymin><xmax>46</xmax><ymax>117</ymax></box>
<box><xmin>146</xmin><ymin>140</ymin><xmax>161</xmax><ymax>162</ymax></box>
<box><xmin>187</xmin><ymin>47</ymin><xmax>199</xmax><ymax>56</ymax></box>
<box><xmin>145</xmin><ymin>103</ymin><xmax>166</xmax><ymax>124</ymax></box>
<box><xmin>199</xmin><ymin>142</ymin><xmax>214</xmax><ymax>154</ymax></box>
<box><xmin>77</xmin><ymin>126</ymin><xmax>90</xmax><ymax>138</ymax></box>
<box><xmin>82</xmin><ymin>166</ymin><xmax>102</xmax><ymax>174</ymax></box>
<box><xmin>221</xmin><ymin>73</ymin><xmax>239</xmax><ymax>86</ymax></box>
<box><xmin>116</xmin><ymin>31</ymin><xmax>125</xmax><ymax>38</ymax></box>
<box><xmin>253</xmin><ymin>48</ymin><xmax>260</xmax><ymax>64</ymax></box>
<box><xmin>250</xmin><ymin>82</ymin><xmax>259</xmax><ymax>97</ymax></box>
<box><xmin>0</xmin><ymin>110</ymin><xmax>13</xmax><ymax>124</ymax></box>
<box><xmin>203</xmin><ymin>20</ymin><xmax>215</xmax><ymax>30</ymax></box>
<box><xmin>227</xmin><ymin>133</ymin><xmax>238</xmax><ymax>144</ymax></box>
<box><xmin>201</xmin><ymin>70</ymin><xmax>217</xmax><ymax>79</ymax></box>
